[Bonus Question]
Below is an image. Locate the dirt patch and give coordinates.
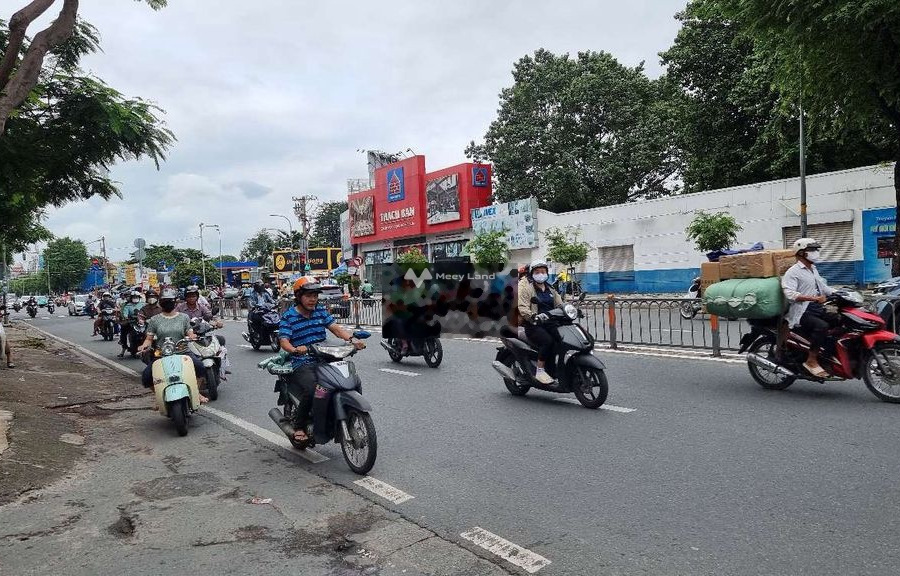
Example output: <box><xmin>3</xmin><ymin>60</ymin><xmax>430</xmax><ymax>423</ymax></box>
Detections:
<box><xmin>281</xmin><ymin>506</ymin><xmax>382</xmax><ymax>558</ymax></box>
<box><xmin>234</xmin><ymin>524</ymin><xmax>275</xmax><ymax>543</ymax></box>
<box><xmin>19</xmin><ymin>337</ymin><xmax>46</xmax><ymax>349</ymax></box>
<box><xmin>132</xmin><ymin>472</ymin><xmax>223</xmax><ymax>501</ymax></box>
<box><xmin>162</xmin><ymin>455</ymin><xmax>182</xmax><ymax>474</ymax></box>
<box><xmin>1</xmin><ymin>513</ymin><xmax>81</xmax><ymax>541</ymax></box>
<box><xmin>107</xmin><ymin>510</ymin><xmax>136</xmax><ymax>539</ymax></box>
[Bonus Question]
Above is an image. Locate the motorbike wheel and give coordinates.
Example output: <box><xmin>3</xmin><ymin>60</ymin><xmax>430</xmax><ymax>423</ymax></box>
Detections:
<box><xmin>747</xmin><ymin>338</ymin><xmax>795</xmax><ymax>390</ymax></box>
<box><xmin>250</xmin><ymin>332</ymin><xmax>261</xmax><ymax>351</ymax></box>
<box><xmin>679</xmin><ymin>301</ymin><xmax>698</xmax><ymax>320</ymax></box>
<box><xmin>862</xmin><ymin>343</ymin><xmax>900</xmax><ymax>403</ymax></box>
<box><xmin>572</xmin><ymin>366</ymin><xmax>609</xmax><ymax>409</ymax></box>
<box><xmin>503</xmin><ymin>362</ymin><xmax>531</xmax><ymax>396</ymax></box>
<box><xmin>205</xmin><ymin>367</ymin><xmax>219</xmax><ymax>401</ymax></box>
<box><xmin>28</xmin><ymin>309</ymin><xmax>36</xmax><ymax>318</ymax></box>
<box><xmin>270</xmin><ymin>333</ymin><xmax>280</xmax><ymax>352</ymax></box>
<box><xmin>387</xmin><ymin>339</ymin><xmax>403</xmax><ymax>363</ymax></box>
<box><xmin>171</xmin><ymin>399</ymin><xmax>189</xmax><ymax>436</ymax></box>
<box><xmin>339</xmin><ymin>410</ymin><xmax>377</xmax><ymax>475</ymax></box>
<box><xmin>423</xmin><ymin>339</ymin><xmax>443</xmax><ymax>368</ymax></box>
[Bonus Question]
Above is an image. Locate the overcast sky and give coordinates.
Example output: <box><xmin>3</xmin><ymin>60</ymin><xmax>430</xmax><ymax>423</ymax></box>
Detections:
<box><xmin>32</xmin><ymin>0</ymin><xmax>688</xmax><ymax>262</ymax></box>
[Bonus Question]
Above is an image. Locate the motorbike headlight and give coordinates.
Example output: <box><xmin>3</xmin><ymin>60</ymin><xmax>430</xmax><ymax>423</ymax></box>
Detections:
<box><xmin>161</xmin><ymin>342</ymin><xmax>175</xmax><ymax>356</ymax></box>
<box><xmin>564</xmin><ymin>304</ymin><xmax>578</xmax><ymax>320</ymax></box>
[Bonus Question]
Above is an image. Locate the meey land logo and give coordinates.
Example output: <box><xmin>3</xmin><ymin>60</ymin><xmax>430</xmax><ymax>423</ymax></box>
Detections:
<box><xmin>403</xmin><ymin>267</ymin><xmax>496</xmax><ymax>288</ymax></box>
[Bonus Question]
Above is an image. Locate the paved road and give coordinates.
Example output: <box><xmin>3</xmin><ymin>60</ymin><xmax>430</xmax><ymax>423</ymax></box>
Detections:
<box><xmin>13</xmin><ymin>308</ymin><xmax>900</xmax><ymax>576</ymax></box>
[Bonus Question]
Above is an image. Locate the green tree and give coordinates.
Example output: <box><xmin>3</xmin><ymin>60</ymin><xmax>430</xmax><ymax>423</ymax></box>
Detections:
<box><xmin>464</xmin><ymin>230</ymin><xmax>509</xmax><ymax>268</ymax></box>
<box><xmin>685</xmin><ymin>210</ymin><xmax>742</xmax><ymax>252</ymax></box>
<box><xmin>395</xmin><ymin>247</ymin><xmax>428</xmax><ymax>265</ymax></box>
<box><xmin>43</xmin><ymin>237</ymin><xmax>89</xmax><ymax>293</ymax></box>
<box><xmin>466</xmin><ymin>49</ymin><xmax>681</xmax><ymax>212</ymax></box>
<box><xmin>334</xmin><ymin>272</ymin><xmax>361</xmax><ymax>295</ymax></box>
<box><xmin>240</xmin><ymin>230</ymin><xmax>276</xmax><ymax>267</ymax></box>
<box><xmin>707</xmin><ymin>0</ymin><xmax>900</xmax><ymax>271</ymax></box>
<box><xmin>171</xmin><ymin>260</ymin><xmax>219</xmax><ymax>289</ymax></box>
<box><xmin>661</xmin><ymin>1</ymin><xmax>894</xmax><ymax>193</ymax></box>
<box><xmin>544</xmin><ymin>227</ymin><xmax>590</xmax><ymax>269</ymax></box>
<box><xmin>309</xmin><ymin>201</ymin><xmax>348</xmax><ymax>247</ymax></box>
<box><xmin>0</xmin><ymin>15</ymin><xmax>174</xmax><ymax>251</ymax></box>
<box><xmin>132</xmin><ymin>245</ymin><xmax>208</xmax><ymax>269</ymax></box>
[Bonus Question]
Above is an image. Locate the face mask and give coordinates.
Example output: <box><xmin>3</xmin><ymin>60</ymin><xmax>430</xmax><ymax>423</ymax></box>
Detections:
<box><xmin>131</xmin><ymin>298</ymin><xmax>140</xmax><ymax>304</ymax></box>
<box><xmin>806</xmin><ymin>250</ymin><xmax>822</xmax><ymax>263</ymax></box>
<box><xmin>532</xmin><ymin>273</ymin><xmax>548</xmax><ymax>284</ymax></box>
<box><xmin>147</xmin><ymin>298</ymin><xmax>158</xmax><ymax>305</ymax></box>
<box><xmin>160</xmin><ymin>301</ymin><xmax>176</xmax><ymax>312</ymax></box>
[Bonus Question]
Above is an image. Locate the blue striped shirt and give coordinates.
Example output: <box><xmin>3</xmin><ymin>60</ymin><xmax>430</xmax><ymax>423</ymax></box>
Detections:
<box><xmin>279</xmin><ymin>305</ymin><xmax>335</xmax><ymax>367</ymax></box>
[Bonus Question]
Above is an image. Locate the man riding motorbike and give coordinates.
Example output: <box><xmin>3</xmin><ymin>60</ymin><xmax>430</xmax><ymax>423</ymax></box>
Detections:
<box><xmin>93</xmin><ymin>291</ymin><xmax>116</xmax><ymax>336</ymax></box>
<box><xmin>117</xmin><ymin>290</ymin><xmax>144</xmax><ymax>358</ymax></box>
<box><xmin>782</xmin><ymin>238</ymin><xmax>839</xmax><ymax>378</ymax></box>
<box><xmin>517</xmin><ymin>259</ymin><xmax>564</xmax><ymax>385</ymax></box>
<box><xmin>278</xmin><ymin>276</ymin><xmax>364</xmax><ymax>444</ymax></box>
<box><xmin>248</xmin><ymin>279</ymin><xmax>276</xmax><ymax>333</ymax></box>
<box><xmin>177</xmin><ymin>284</ymin><xmax>230</xmax><ymax>377</ymax></box>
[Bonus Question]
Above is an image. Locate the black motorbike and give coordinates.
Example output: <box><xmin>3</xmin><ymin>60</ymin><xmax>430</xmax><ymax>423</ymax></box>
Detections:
<box><xmin>99</xmin><ymin>306</ymin><xmax>116</xmax><ymax>341</ymax></box>
<box><xmin>12</xmin><ymin>301</ymin><xmax>21</xmax><ymax>313</ymax></box>
<box><xmin>264</xmin><ymin>330</ymin><xmax>376</xmax><ymax>474</ymax></box>
<box><xmin>380</xmin><ymin>337</ymin><xmax>443</xmax><ymax>367</ymax></box>
<box><xmin>26</xmin><ymin>301</ymin><xmax>38</xmax><ymax>318</ymax></box>
<box><xmin>493</xmin><ymin>294</ymin><xmax>609</xmax><ymax>409</ymax></box>
<box><xmin>85</xmin><ymin>301</ymin><xmax>97</xmax><ymax>319</ymax></box>
<box><xmin>243</xmin><ymin>303</ymin><xmax>281</xmax><ymax>352</ymax></box>
<box><xmin>121</xmin><ymin>317</ymin><xmax>144</xmax><ymax>358</ymax></box>
<box><xmin>47</xmin><ymin>301</ymin><xmax>55</xmax><ymax>314</ymax></box>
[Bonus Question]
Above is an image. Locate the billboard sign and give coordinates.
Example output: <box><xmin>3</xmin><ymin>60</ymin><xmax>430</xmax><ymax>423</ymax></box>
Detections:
<box><xmin>471</xmin><ymin>197</ymin><xmax>539</xmax><ymax>249</ymax></box>
<box><xmin>863</xmin><ymin>207</ymin><xmax>897</xmax><ymax>283</ymax></box>
<box><xmin>426</xmin><ymin>173</ymin><xmax>461</xmax><ymax>225</ymax></box>
<box><xmin>349</xmin><ymin>195</ymin><xmax>375</xmax><ymax>237</ymax></box>
<box><xmin>387</xmin><ymin>167</ymin><xmax>405</xmax><ymax>202</ymax></box>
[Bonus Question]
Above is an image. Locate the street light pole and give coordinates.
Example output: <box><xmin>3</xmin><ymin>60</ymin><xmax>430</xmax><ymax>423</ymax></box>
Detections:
<box><xmin>199</xmin><ymin>223</ymin><xmax>206</xmax><ymax>287</ymax></box>
<box><xmin>270</xmin><ymin>214</ymin><xmax>294</xmax><ymax>277</ymax></box>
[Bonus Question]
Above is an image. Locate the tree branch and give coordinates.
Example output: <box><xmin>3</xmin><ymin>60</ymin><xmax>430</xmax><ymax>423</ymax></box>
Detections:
<box><xmin>0</xmin><ymin>0</ymin><xmax>78</xmax><ymax>136</ymax></box>
<box><xmin>0</xmin><ymin>0</ymin><xmax>57</xmax><ymax>91</ymax></box>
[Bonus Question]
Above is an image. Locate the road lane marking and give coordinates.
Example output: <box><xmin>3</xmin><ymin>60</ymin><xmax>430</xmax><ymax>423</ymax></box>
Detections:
<box><xmin>554</xmin><ymin>398</ymin><xmax>637</xmax><ymax>413</ymax></box>
<box><xmin>453</xmin><ymin>336</ymin><xmax>501</xmax><ymax>343</ymax></box>
<box><xmin>460</xmin><ymin>527</ymin><xmax>551</xmax><ymax>573</ymax></box>
<box><xmin>201</xmin><ymin>406</ymin><xmax>329</xmax><ymax>463</ymax></box>
<box><xmin>353</xmin><ymin>476</ymin><xmax>414</xmax><ymax>505</ymax></box>
<box><xmin>597</xmin><ymin>347</ymin><xmax>745</xmax><ymax>364</ymax></box>
<box><xmin>378</xmin><ymin>368</ymin><xmax>420</xmax><ymax>377</ymax></box>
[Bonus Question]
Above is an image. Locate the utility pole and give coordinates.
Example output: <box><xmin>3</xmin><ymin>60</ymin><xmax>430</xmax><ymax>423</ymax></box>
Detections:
<box><xmin>798</xmin><ymin>46</ymin><xmax>808</xmax><ymax>239</ymax></box>
<box><xmin>199</xmin><ymin>222</ymin><xmax>206</xmax><ymax>288</ymax></box>
<box><xmin>292</xmin><ymin>195</ymin><xmax>316</xmax><ymax>269</ymax></box>
<box><xmin>100</xmin><ymin>236</ymin><xmax>108</xmax><ymax>286</ymax></box>
<box><xmin>270</xmin><ymin>214</ymin><xmax>295</xmax><ymax>277</ymax></box>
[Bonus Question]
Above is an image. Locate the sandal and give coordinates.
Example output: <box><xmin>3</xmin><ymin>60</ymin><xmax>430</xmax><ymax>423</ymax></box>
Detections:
<box><xmin>6</xmin><ymin>363</ymin><xmax>14</xmax><ymax>369</ymax></box>
<box><xmin>293</xmin><ymin>429</ymin><xmax>309</xmax><ymax>443</ymax></box>
<box><xmin>803</xmin><ymin>362</ymin><xmax>828</xmax><ymax>378</ymax></box>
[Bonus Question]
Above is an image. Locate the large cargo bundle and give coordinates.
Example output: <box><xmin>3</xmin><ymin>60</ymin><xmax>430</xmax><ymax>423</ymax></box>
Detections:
<box><xmin>703</xmin><ymin>277</ymin><xmax>785</xmax><ymax>319</ymax></box>
<box><xmin>719</xmin><ymin>249</ymin><xmax>797</xmax><ymax>280</ymax></box>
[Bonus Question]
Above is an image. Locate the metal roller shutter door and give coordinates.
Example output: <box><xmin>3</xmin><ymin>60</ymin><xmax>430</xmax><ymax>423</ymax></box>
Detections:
<box><xmin>783</xmin><ymin>221</ymin><xmax>856</xmax><ymax>283</ymax></box>
<box><xmin>599</xmin><ymin>245</ymin><xmax>635</xmax><ymax>274</ymax></box>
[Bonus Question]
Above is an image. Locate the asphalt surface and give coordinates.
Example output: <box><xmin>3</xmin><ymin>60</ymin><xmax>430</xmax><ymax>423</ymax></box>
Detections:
<box><xmin>14</xmin><ymin>307</ymin><xmax>900</xmax><ymax>576</ymax></box>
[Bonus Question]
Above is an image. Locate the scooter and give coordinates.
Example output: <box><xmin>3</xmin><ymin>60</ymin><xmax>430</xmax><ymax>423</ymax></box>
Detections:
<box><xmin>26</xmin><ymin>301</ymin><xmax>37</xmax><ymax>318</ymax></box>
<box><xmin>380</xmin><ymin>337</ymin><xmax>443</xmax><ymax>367</ymax></box>
<box><xmin>739</xmin><ymin>289</ymin><xmax>900</xmax><ymax>403</ymax></box>
<box><xmin>492</xmin><ymin>293</ymin><xmax>609</xmax><ymax>409</ymax></box>
<box><xmin>151</xmin><ymin>337</ymin><xmax>202</xmax><ymax>436</ymax></box>
<box><xmin>680</xmin><ymin>276</ymin><xmax>702</xmax><ymax>320</ymax></box>
<box><xmin>47</xmin><ymin>301</ymin><xmax>55</xmax><ymax>314</ymax></box>
<box><xmin>85</xmin><ymin>301</ymin><xmax>97</xmax><ymax>319</ymax></box>
<box><xmin>187</xmin><ymin>319</ymin><xmax>226</xmax><ymax>401</ymax></box>
<box><xmin>243</xmin><ymin>303</ymin><xmax>281</xmax><ymax>352</ymax></box>
<box><xmin>99</xmin><ymin>306</ymin><xmax>116</xmax><ymax>341</ymax></box>
<box><xmin>262</xmin><ymin>330</ymin><xmax>377</xmax><ymax>474</ymax></box>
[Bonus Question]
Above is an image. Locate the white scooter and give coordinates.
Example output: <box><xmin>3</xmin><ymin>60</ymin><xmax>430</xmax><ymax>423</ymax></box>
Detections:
<box><xmin>151</xmin><ymin>337</ymin><xmax>202</xmax><ymax>436</ymax></box>
<box><xmin>186</xmin><ymin>319</ymin><xmax>227</xmax><ymax>401</ymax></box>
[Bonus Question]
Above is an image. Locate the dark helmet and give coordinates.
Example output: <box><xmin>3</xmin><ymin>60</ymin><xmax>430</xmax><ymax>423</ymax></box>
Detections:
<box><xmin>145</xmin><ymin>288</ymin><xmax>158</xmax><ymax>298</ymax></box>
<box><xmin>253</xmin><ymin>280</ymin><xmax>265</xmax><ymax>293</ymax></box>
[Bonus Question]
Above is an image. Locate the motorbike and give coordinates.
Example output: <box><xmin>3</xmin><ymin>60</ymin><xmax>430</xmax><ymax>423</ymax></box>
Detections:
<box><xmin>492</xmin><ymin>293</ymin><xmax>609</xmax><ymax>409</ymax></box>
<box><xmin>680</xmin><ymin>276</ymin><xmax>703</xmax><ymax>320</ymax></box>
<box><xmin>187</xmin><ymin>319</ymin><xmax>225</xmax><ymax>401</ymax></box>
<box><xmin>151</xmin><ymin>337</ymin><xmax>202</xmax><ymax>436</ymax></box>
<box><xmin>262</xmin><ymin>330</ymin><xmax>376</xmax><ymax>474</ymax></box>
<box><xmin>739</xmin><ymin>289</ymin><xmax>900</xmax><ymax>403</ymax></box>
<box><xmin>47</xmin><ymin>301</ymin><xmax>55</xmax><ymax>314</ymax></box>
<box><xmin>380</xmin><ymin>337</ymin><xmax>443</xmax><ymax>367</ymax></box>
<box><xmin>85</xmin><ymin>301</ymin><xmax>97</xmax><ymax>319</ymax></box>
<box><xmin>26</xmin><ymin>301</ymin><xmax>37</xmax><ymax>318</ymax></box>
<box><xmin>243</xmin><ymin>303</ymin><xmax>281</xmax><ymax>352</ymax></box>
<box><xmin>99</xmin><ymin>306</ymin><xmax>117</xmax><ymax>341</ymax></box>
<box><xmin>12</xmin><ymin>301</ymin><xmax>21</xmax><ymax>313</ymax></box>
<box><xmin>120</xmin><ymin>316</ymin><xmax>144</xmax><ymax>358</ymax></box>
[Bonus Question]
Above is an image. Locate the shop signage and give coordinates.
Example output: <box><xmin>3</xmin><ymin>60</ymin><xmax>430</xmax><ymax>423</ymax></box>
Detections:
<box><xmin>471</xmin><ymin>197</ymin><xmax>539</xmax><ymax>249</ymax></box>
<box><xmin>472</xmin><ymin>166</ymin><xmax>489</xmax><ymax>187</ymax></box>
<box><xmin>387</xmin><ymin>167</ymin><xmax>405</xmax><ymax>202</ymax></box>
<box><xmin>862</xmin><ymin>207</ymin><xmax>897</xmax><ymax>283</ymax></box>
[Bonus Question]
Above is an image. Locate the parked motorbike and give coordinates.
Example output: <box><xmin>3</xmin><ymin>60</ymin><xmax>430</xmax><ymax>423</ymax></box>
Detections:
<box><xmin>680</xmin><ymin>276</ymin><xmax>703</xmax><ymax>320</ymax></box>
<box><xmin>243</xmin><ymin>303</ymin><xmax>281</xmax><ymax>352</ymax></box>
<box><xmin>262</xmin><ymin>330</ymin><xmax>376</xmax><ymax>474</ymax></box>
<box><xmin>99</xmin><ymin>306</ymin><xmax>116</xmax><ymax>341</ymax></box>
<box><xmin>493</xmin><ymin>293</ymin><xmax>609</xmax><ymax>409</ymax></box>
<box><xmin>26</xmin><ymin>301</ymin><xmax>37</xmax><ymax>318</ymax></box>
<box><xmin>380</xmin><ymin>337</ymin><xmax>443</xmax><ymax>367</ymax></box>
<box><xmin>187</xmin><ymin>319</ymin><xmax>225</xmax><ymax>401</ymax></box>
<box><xmin>739</xmin><ymin>289</ymin><xmax>900</xmax><ymax>403</ymax></box>
<box><xmin>151</xmin><ymin>337</ymin><xmax>202</xmax><ymax>436</ymax></box>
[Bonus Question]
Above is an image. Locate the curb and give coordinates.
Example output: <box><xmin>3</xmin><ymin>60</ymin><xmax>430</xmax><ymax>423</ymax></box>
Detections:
<box><xmin>24</xmin><ymin>323</ymin><xmax>141</xmax><ymax>379</ymax></box>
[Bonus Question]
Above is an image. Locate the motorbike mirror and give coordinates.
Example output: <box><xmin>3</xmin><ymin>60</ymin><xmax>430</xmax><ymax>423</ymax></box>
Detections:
<box><xmin>353</xmin><ymin>330</ymin><xmax>371</xmax><ymax>340</ymax></box>
<box><xmin>578</xmin><ymin>292</ymin><xmax>587</xmax><ymax>303</ymax></box>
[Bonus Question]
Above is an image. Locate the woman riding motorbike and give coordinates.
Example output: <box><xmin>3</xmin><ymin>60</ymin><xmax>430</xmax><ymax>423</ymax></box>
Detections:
<box><xmin>117</xmin><ymin>290</ymin><xmax>145</xmax><ymax>358</ymax></box>
<box><xmin>517</xmin><ymin>259</ymin><xmax>563</xmax><ymax>385</ymax></box>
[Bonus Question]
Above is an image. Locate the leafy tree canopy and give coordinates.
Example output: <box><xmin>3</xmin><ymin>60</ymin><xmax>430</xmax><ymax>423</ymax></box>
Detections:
<box><xmin>240</xmin><ymin>230</ymin><xmax>276</xmax><ymax>267</ymax></box>
<box><xmin>464</xmin><ymin>230</ymin><xmax>509</xmax><ymax>268</ymax></box>
<box><xmin>309</xmin><ymin>201</ymin><xmax>348</xmax><ymax>248</ymax></box>
<box><xmin>685</xmin><ymin>210</ymin><xmax>742</xmax><ymax>252</ymax></box>
<box><xmin>544</xmin><ymin>227</ymin><xmax>590</xmax><ymax>268</ymax></box>
<box><xmin>43</xmin><ymin>236</ymin><xmax>89</xmax><ymax>293</ymax></box>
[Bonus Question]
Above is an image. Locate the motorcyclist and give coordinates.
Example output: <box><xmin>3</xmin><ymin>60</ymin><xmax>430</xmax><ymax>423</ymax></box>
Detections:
<box><xmin>782</xmin><ymin>238</ymin><xmax>838</xmax><ymax>378</ymax></box>
<box><xmin>138</xmin><ymin>289</ymin><xmax>162</xmax><ymax>323</ymax></box>
<box><xmin>177</xmin><ymin>285</ymin><xmax>222</xmax><ymax>328</ymax></box>
<box><xmin>517</xmin><ymin>259</ymin><xmax>563</xmax><ymax>384</ymax></box>
<box><xmin>117</xmin><ymin>290</ymin><xmax>144</xmax><ymax>358</ymax></box>
<box><xmin>248</xmin><ymin>280</ymin><xmax>276</xmax><ymax>335</ymax></box>
<box><xmin>135</xmin><ymin>289</ymin><xmax>206</xmax><ymax>402</ymax></box>
<box><xmin>93</xmin><ymin>291</ymin><xmax>116</xmax><ymax>336</ymax></box>
<box><xmin>279</xmin><ymin>276</ymin><xmax>364</xmax><ymax>444</ymax></box>
<box><xmin>361</xmin><ymin>279</ymin><xmax>374</xmax><ymax>299</ymax></box>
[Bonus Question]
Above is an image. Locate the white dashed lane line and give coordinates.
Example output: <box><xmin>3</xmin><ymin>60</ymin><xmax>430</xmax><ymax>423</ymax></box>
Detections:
<box><xmin>554</xmin><ymin>398</ymin><xmax>637</xmax><ymax>413</ymax></box>
<box><xmin>460</xmin><ymin>527</ymin><xmax>551</xmax><ymax>573</ymax></box>
<box><xmin>353</xmin><ymin>476</ymin><xmax>414</xmax><ymax>505</ymax></box>
<box><xmin>378</xmin><ymin>368</ymin><xmax>420</xmax><ymax>377</ymax></box>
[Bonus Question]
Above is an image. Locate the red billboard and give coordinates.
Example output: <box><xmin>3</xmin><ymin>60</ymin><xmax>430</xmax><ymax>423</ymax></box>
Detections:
<box><xmin>348</xmin><ymin>156</ymin><xmax>492</xmax><ymax>243</ymax></box>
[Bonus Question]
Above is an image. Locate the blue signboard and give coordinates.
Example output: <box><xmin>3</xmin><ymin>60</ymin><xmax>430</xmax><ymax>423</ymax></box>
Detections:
<box><xmin>472</xmin><ymin>166</ymin><xmax>488</xmax><ymax>188</ymax></box>
<box><xmin>862</xmin><ymin>207</ymin><xmax>897</xmax><ymax>283</ymax></box>
<box><xmin>387</xmin><ymin>167</ymin><xmax>405</xmax><ymax>202</ymax></box>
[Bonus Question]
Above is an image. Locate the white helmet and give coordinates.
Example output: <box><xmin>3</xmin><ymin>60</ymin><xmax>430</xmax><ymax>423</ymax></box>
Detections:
<box><xmin>529</xmin><ymin>259</ymin><xmax>549</xmax><ymax>274</ymax></box>
<box><xmin>792</xmin><ymin>238</ymin><xmax>821</xmax><ymax>255</ymax></box>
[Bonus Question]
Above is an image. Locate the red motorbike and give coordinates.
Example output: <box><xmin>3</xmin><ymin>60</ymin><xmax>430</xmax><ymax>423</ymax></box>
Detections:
<box><xmin>738</xmin><ymin>290</ymin><xmax>900</xmax><ymax>403</ymax></box>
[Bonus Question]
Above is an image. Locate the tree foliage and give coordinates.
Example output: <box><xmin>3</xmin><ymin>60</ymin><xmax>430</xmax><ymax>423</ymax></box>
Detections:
<box><xmin>240</xmin><ymin>230</ymin><xmax>276</xmax><ymax>267</ymax></box>
<box><xmin>309</xmin><ymin>201</ymin><xmax>348</xmax><ymax>248</ymax></box>
<box><xmin>171</xmin><ymin>259</ymin><xmax>219</xmax><ymax>289</ymax></box>
<box><xmin>466</xmin><ymin>49</ymin><xmax>681</xmax><ymax>213</ymax></box>
<box><xmin>131</xmin><ymin>245</ymin><xmax>205</xmax><ymax>269</ymax></box>
<box><xmin>43</xmin><ymin>236</ymin><xmax>89</xmax><ymax>292</ymax></box>
<box><xmin>544</xmin><ymin>227</ymin><xmax>590</xmax><ymax>268</ymax></box>
<box><xmin>685</xmin><ymin>210</ymin><xmax>742</xmax><ymax>252</ymax></box>
<box><xmin>395</xmin><ymin>247</ymin><xmax>428</xmax><ymax>265</ymax></box>
<box><xmin>464</xmin><ymin>230</ymin><xmax>509</xmax><ymax>268</ymax></box>
<box><xmin>0</xmin><ymin>15</ymin><xmax>174</xmax><ymax>251</ymax></box>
